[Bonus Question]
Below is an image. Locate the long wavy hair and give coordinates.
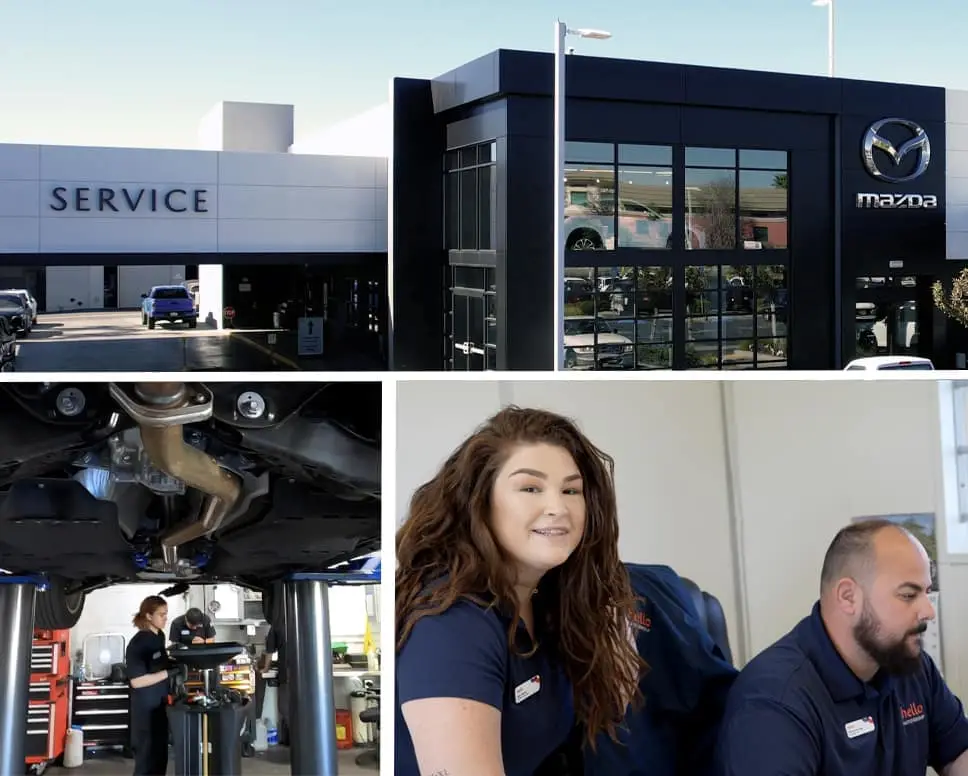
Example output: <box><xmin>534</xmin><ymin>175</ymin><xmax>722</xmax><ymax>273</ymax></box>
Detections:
<box><xmin>396</xmin><ymin>405</ymin><xmax>645</xmax><ymax>746</ymax></box>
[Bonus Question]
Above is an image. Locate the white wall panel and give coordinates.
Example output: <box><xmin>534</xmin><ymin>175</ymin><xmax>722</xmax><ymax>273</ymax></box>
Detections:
<box><xmin>217</xmin><ymin>218</ymin><xmax>379</xmax><ymax>253</ymax></box>
<box><xmin>946</xmin><ymin>90</ymin><xmax>968</xmax><ymax>259</ymax></box>
<box><xmin>217</xmin><ymin>185</ymin><xmax>377</xmax><ymax>221</ymax></box>
<box><xmin>39</xmin><ymin>146</ymin><xmax>217</xmax><ymax>184</ymax></box>
<box><xmin>0</xmin><ymin>143</ymin><xmax>387</xmax><ymax>255</ymax></box>
<box><xmin>40</xmin><ymin>217</ymin><xmax>218</xmax><ymax>253</ymax></box>
<box><xmin>0</xmin><ymin>181</ymin><xmax>40</xmax><ymax>217</ymax></box>
<box><xmin>0</xmin><ymin>144</ymin><xmax>40</xmax><ymax>180</ymax></box>
<box><xmin>118</xmin><ymin>265</ymin><xmax>187</xmax><ymax>308</ymax></box>
<box><xmin>0</xmin><ymin>219</ymin><xmax>39</xmax><ymax>252</ymax></box>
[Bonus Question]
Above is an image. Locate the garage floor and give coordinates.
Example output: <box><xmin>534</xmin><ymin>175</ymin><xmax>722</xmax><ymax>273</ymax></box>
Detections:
<box><xmin>45</xmin><ymin>745</ymin><xmax>377</xmax><ymax>774</ymax></box>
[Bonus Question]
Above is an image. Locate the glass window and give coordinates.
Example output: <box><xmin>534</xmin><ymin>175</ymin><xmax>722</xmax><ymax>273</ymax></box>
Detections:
<box><xmin>685</xmin><ymin>147</ymin><xmax>736</xmax><ymax>167</ymax></box>
<box><xmin>478</xmin><ymin>165</ymin><xmax>496</xmax><ymax>250</ymax></box>
<box><xmin>739</xmin><ymin>150</ymin><xmax>787</xmax><ymax>170</ymax></box>
<box><xmin>684</xmin><ymin>263</ymin><xmax>788</xmax><ymax>369</ymax></box>
<box><xmin>564</xmin><ymin>267</ymin><xmax>596</xmax><ymax>319</ymax></box>
<box><xmin>564</xmin><ymin>164</ymin><xmax>616</xmax><ymax>251</ymax></box>
<box><xmin>685</xmin><ymin>265</ymin><xmax>721</xmax><ymax>368</ymax></box>
<box><xmin>478</xmin><ymin>142</ymin><xmax>496</xmax><ymax>164</ymax></box>
<box><xmin>459</xmin><ymin>170</ymin><xmax>477</xmax><ymax>249</ymax></box>
<box><xmin>616</xmin><ymin>167</ymin><xmax>673</xmax><ymax>249</ymax></box>
<box><xmin>634</xmin><ymin>267</ymin><xmax>674</xmax><ymax>370</ymax></box>
<box><xmin>445</xmin><ymin>173</ymin><xmax>460</xmax><ymax>249</ymax></box>
<box><xmin>459</xmin><ymin>146</ymin><xmax>477</xmax><ymax>169</ymax></box>
<box><xmin>619</xmin><ymin>144</ymin><xmax>672</xmax><ymax>166</ymax></box>
<box><xmin>740</xmin><ymin>169</ymin><xmax>788</xmax><ymax>251</ymax></box>
<box><xmin>444</xmin><ymin>141</ymin><xmax>497</xmax><ymax>252</ymax></box>
<box><xmin>566</xmin><ymin>142</ymin><xmax>614</xmax><ymax>164</ymax></box>
<box><xmin>685</xmin><ymin>168</ymin><xmax>736</xmax><ymax>249</ymax></box>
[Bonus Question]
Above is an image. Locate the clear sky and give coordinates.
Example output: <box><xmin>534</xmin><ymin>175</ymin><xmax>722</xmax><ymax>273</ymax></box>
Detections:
<box><xmin>2</xmin><ymin>0</ymin><xmax>966</xmax><ymax>150</ymax></box>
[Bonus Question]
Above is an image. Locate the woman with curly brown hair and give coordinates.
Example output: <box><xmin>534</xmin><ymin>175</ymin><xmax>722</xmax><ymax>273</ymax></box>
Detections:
<box><xmin>395</xmin><ymin>405</ymin><xmax>644</xmax><ymax>776</ymax></box>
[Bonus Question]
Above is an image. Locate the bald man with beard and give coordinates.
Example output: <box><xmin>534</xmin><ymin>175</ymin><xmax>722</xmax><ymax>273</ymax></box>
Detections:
<box><xmin>715</xmin><ymin>519</ymin><xmax>968</xmax><ymax>776</ymax></box>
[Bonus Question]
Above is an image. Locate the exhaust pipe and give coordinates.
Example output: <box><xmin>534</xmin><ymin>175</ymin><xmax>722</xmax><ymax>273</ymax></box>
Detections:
<box><xmin>112</xmin><ymin>383</ymin><xmax>243</xmax><ymax>567</ymax></box>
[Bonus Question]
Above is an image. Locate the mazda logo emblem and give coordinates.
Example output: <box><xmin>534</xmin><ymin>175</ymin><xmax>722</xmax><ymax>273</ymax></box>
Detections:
<box><xmin>862</xmin><ymin>118</ymin><xmax>931</xmax><ymax>184</ymax></box>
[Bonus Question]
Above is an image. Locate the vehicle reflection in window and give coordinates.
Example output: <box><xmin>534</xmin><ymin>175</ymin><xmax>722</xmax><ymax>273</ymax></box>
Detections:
<box><xmin>563</xmin><ymin>316</ymin><xmax>633</xmax><ymax>370</ymax></box>
<box><xmin>854</xmin><ymin>300</ymin><xmax>918</xmax><ymax>358</ymax></box>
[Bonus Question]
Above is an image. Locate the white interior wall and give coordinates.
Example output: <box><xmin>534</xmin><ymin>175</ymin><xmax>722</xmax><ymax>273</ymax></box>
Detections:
<box><xmin>395</xmin><ymin>379</ymin><xmax>968</xmax><ymax>701</ymax></box>
<box><xmin>71</xmin><ymin>584</ymin><xmax>187</xmax><ymax>668</ymax></box>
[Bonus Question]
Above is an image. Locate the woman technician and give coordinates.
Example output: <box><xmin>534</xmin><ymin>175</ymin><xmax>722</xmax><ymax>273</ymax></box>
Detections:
<box><xmin>395</xmin><ymin>406</ymin><xmax>644</xmax><ymax>776</ymax></box>
<box><xmin>124</xmin><ymin>595</ymin><xmax>185</xmax><ymax>776</ymax></box>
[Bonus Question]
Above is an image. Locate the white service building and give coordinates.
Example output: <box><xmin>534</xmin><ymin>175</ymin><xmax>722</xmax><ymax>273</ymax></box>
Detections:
<box><xmin>0</xmin><ymin>102</ymin><xmax>389</xmax><ymax>326</ymax></box>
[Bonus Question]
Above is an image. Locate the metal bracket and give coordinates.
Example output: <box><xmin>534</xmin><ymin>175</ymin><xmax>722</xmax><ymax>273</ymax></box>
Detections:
<box><xmin>285</xmin><ymin>571</ymin><xmax>380</xmax><ymax>585</ymax></box>
<box><xmin>0</xmin><ymin>574</ymin><xmax>48</xmax><ymax>590</ymax></box>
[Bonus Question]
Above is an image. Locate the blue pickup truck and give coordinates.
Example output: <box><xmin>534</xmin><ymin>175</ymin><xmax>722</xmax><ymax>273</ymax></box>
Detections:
<box><xmin>141</xmin><ymin>285</ymin><xmax>197</xmax><ymax>330</ymax></box>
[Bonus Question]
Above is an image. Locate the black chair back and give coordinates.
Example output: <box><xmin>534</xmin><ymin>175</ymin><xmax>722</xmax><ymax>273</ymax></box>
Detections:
<box><xmin>680</xmin><ymin>577</ymin><xmax>734</xmax><ymax>666</ymax></box>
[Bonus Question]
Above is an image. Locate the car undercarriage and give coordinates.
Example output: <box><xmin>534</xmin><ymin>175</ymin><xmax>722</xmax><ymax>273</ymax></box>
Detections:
<box><xmin>0</xmin><ymin>380</ymin><xmax>382</xmax><ymax>630</ymax></box>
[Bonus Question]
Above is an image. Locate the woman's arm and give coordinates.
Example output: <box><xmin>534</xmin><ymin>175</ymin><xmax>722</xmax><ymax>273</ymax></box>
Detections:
<box><xmin>397</xmin><ymin>603</ymin><xmax>509</xmax><ymax>776</ymax></box>
<box><xmin>402</xmin><ymin>697</ymin><xmax>505</xmax><ymax>776</ymax></box>
<box><xmin>129</xmin><ymin>669</ymin><xmax>170</xmax><ymax>689</ymax></box>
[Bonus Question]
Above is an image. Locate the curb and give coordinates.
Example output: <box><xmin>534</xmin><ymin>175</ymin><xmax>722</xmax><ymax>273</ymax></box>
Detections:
<box><xmin>229</xmin><ymin>332</ymin><xmax>302</xmax><ymax>371</ymax></box>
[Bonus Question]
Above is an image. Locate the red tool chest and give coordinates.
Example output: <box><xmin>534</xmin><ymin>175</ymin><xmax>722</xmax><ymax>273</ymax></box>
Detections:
<box><xmin>25</xmin><ymin>628</ymin><xmax>70</xmax><ymax>774</ymax></box>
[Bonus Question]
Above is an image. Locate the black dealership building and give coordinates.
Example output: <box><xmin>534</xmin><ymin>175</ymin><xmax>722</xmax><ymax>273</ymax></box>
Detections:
<box><xmin>390</xmin><ymin>48</ymin><xmax>958</xmax><ymax>371</ymax></box>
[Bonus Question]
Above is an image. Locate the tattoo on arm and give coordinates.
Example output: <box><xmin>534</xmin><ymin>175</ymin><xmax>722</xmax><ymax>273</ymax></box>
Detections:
<box><xmin>429</xmin><ymin>771</ymin><xmax>451</xmax><ymax>776</ymax></box>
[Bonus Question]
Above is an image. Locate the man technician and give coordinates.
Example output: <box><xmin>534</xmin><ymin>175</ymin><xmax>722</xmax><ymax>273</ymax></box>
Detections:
<box><xmin>716</xmin><ymin>519</ymin><xmax>968</xmax><ymax>775</ymax></box>
<box><xmin>168</xmin><ymin>607</ymin><xmax>217</xmax><ymax>646</ymax></box>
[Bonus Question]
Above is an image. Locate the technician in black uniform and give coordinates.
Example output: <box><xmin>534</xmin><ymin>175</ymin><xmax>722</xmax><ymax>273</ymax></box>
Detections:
<box><xmin>125</xmin><ymin>595</ymin><xmax>186</xmax><ymax>776</ymax></box>
<box><xmin>168</xmin><ymin>606</ymin><xmax>217</xmax><ymax>646</ymax></box>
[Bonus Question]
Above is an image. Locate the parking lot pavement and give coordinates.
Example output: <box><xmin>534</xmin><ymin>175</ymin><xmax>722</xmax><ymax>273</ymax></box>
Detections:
<box><xmin>13</xmin><ymin>311</ymin><xmax>293</xmax><ymax>372</ymax></box>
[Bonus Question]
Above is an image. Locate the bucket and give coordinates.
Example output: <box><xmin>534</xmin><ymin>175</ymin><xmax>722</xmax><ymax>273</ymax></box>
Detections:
<box><xmin>335</xmin><ymin>708</ymin><xmax>353</xmax><ymax>750</ymax></box>
<box><xmin>254</xmin><ymin>719</ymin><xmax>269</xmax><ymax>752</ymax></box>
<box><xmin>63</xmin><ymin>726</ymin><xmax>84</xmax><ymax>768</ymax></box>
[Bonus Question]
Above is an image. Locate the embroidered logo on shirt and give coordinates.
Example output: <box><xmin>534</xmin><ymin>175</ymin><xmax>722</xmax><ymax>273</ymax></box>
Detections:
<box><xmin>630</xmin><ymin>611</ymin><xmax>652</xmax><ymax>633</ymax></box>
<box><xmin>900</xmin><ymin>701</ymin><xmax>926</xmax><ymax>726</ymax></box>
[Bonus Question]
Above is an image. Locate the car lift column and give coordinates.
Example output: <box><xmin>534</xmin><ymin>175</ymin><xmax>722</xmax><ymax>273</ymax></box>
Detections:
<box><xmin>285</xmin><ymin>574</ymin><xmax>339</xmax><ymax>776</ymax></box>
<box><xmin>0</xmin><ymin>576</ymin><xmax>39</xmax><ymax>775</ymax></box>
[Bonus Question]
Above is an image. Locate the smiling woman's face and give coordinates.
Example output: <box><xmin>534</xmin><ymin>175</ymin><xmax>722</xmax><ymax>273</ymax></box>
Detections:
<box><xmin>489</xmin><ymin>442</ymin><xmax>587</xmax><ymax>584</ymax></box>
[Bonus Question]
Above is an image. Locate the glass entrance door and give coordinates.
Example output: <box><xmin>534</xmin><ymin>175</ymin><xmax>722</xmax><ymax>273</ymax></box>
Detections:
<box><xmin>446</xmin><ymin>266</ymin><xmax>497</xmax><ymax>371</ymax></box>
<box><xmin>853</xmin><ymin>276</ymin><xmax>920</xmax><ymax>359</ymax></box>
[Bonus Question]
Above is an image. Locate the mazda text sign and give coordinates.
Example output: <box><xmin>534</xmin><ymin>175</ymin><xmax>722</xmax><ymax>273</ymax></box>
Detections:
<box><xmin>856</xmin><ymin>193</ymin><xmax>938</xmax><ymax>209</ymax></box>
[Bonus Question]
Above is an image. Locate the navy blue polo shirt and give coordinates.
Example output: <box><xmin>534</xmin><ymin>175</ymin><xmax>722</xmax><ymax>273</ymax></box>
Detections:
<box><xmin>395</xmin><ymin>598</ymin><xmax>574</xmax><ymax>776</ymax></box>
<box><xmin>587</xmin><ymin>564</ymin><xmax>737</xmax><ymax>776</ymax></box>
<box><xmin>716</xmin><ymin>601</ymin><xmax>968</xmax><ymax>776</ymax></box>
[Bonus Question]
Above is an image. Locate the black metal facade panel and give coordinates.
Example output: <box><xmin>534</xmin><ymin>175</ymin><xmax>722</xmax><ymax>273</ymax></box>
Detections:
<box><xmin>431</xmin><ymin>52</ymin><xmax>501</xmax><ymax>114</ymax></box>
<box><xmin>390</xmin><ymin>77</ymin><xmax>446</xmax><ymax>371</ymax></box>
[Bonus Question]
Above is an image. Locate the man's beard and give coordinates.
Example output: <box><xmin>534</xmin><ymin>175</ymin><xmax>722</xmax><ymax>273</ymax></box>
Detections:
<box><xmin>853</xmin><ymin>601</ymin><xmax>926</xmax><ymax>676</ymax></box>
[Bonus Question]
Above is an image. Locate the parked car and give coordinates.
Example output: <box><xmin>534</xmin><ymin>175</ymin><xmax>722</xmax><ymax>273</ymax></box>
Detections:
<box><xmin>563</xmin><ymin>316</ymin><xmax>634</xmax><ymax>369</ymax></box>
<box><xmin>0</xmin><ymin>292</ymin><xmax>30</xmax><ymax>337</ymax></box>
<box><xmin>1</xmin><ymin>289</ymin><xmax>37</xmax><ymax>325</ymax></box>
<box><xmin>843</xmin><ymin>356</ymin><xmax>934</xmax><ymax>371</ymax></box>
<box><xmin>0</xmin><ymin>317</ymin><xmax>16</xmax><ymax>372</ymax></box>
<box><xmin>141</xmin><ymin>285</ymin><xmax>197</xmax><ymax>329</ymax></box>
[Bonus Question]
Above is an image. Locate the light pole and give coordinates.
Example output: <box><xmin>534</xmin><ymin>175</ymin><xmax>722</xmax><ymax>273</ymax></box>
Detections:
<box><xmin>554</xmin><ymin>20</ymin><xmax>612</xmax><ymax>371</ymax></box>
<box><xmin>812</xmin><ymin>0</ymin><xmax>834</xmax><ymax>77</ymax></box>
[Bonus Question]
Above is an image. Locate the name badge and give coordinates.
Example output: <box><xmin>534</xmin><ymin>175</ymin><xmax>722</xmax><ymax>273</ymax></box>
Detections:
<box><xmin>181</xmin><ymin>630</ymin><xmax>190</xmax><ymax>636</ymax></box>
<box><xmin>514</xmin><ymin>675</ymin><xmax>541</xmax><ymax>704</ymax></box>
<box><xmin>151</xmin><ymin>651</ymin><xmax>161</xmax><ymax>660</ymax></box>
<box><xmin>845</xmin><ymin>716</ymin><xmax>876</xmax><ymax>739</ymax></box>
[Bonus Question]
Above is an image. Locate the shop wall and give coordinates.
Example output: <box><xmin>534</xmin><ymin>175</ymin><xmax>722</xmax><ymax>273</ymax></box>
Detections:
<box><xmin>45</xmin><ymin>265</ymin><xmax>104</xmax><ymax>311</ymax></box>
<box><xmin>0</xmin><ymin>144</ymin><xmax>386</xmax><ymax>254</ymax></box>
<box><xmin>395</xmin><ymin>380</ymin><xmax>968</xmax><ymax>698</ymax></box>
<box><xmin>70</xmin><ymin>583</ymin><xmax>187</xmax><ymax>669</ymax></box>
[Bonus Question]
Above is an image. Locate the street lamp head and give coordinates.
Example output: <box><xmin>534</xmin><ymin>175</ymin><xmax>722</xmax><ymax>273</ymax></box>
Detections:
<box><xmin>573</xmin><ymin>28</ymin><xmax>612</xmax><ymax>39</ymax></box>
